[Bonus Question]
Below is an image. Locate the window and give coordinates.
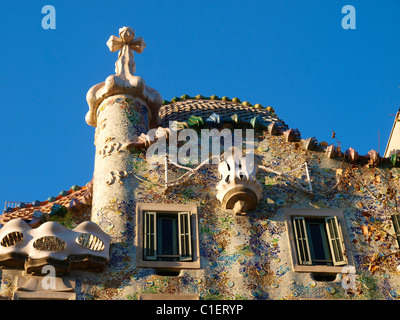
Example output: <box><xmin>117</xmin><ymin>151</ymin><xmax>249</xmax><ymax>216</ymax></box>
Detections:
<box><xmin>143</xmin><ymin>211</ymin><xmax>192</xmax><ymax>262</ymax></box>
<box><xmin>284</xmin><ymin>209</ymin><xmax>353</xmax><ymax>273</ymax></box>
<box><xmin>136</xmin><ymin>203</ymin><xmax>200</xmax><ymax>269</ymax></box>
<box><xmin>292</xmin><ymin>216</ymin><xmax>345</xmax><ymax>266</ymax></box>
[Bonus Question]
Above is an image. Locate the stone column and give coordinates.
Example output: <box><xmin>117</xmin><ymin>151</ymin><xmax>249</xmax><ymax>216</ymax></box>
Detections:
<box><xmin>85</xmin><ymin>27</ymin><xmax>162</xmax><ymax>243</ymax></box>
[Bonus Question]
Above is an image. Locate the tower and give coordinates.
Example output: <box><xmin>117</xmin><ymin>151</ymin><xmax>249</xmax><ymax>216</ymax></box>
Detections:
<box><xmin>86</xmin><ymin>27</ymin><xmax>162</xmax><ymax>243</ymax></box>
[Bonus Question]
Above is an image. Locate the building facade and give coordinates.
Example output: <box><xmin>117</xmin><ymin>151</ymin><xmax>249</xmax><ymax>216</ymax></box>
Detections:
<box><xmin>1</xmin><ymin>27</ymin><xmax>400</xmax><ymax>300</ymax></box>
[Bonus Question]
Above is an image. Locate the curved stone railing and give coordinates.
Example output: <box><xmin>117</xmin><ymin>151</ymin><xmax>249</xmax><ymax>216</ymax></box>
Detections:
<box><xmin>0</xmin><ymin>219</ymin><xmax>111</xmax><ymax>274</ymax></box>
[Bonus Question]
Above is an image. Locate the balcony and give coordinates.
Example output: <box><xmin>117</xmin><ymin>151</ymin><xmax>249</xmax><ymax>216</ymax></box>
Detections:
<box><xmin>0</xmin><ymin>219</ymin><xmax>111</xmax><ymax>274</ymax></box>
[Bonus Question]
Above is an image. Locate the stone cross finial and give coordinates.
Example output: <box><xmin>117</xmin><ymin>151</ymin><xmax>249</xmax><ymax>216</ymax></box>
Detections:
<box><xmin>86</xmin><ymin>26</ymin><xmax>162</xmax><ymax>129</ymax></box>
<box><xmin>106</xmin><ymin>27</ymin><xmax>146</xmax><ymax>79</ymax></box>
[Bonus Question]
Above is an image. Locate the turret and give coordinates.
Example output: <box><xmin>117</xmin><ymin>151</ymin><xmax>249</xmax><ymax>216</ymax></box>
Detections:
<box><xmin>86</xmin><ymin>26</ymin><xmax>162</xmax><ymax>243</ymax></box>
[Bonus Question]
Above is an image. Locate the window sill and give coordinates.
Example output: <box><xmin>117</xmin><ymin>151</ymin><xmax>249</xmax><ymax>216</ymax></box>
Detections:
<box><xmin>291</xmin><ymin>264</ymin><xmax>345</xmax><ymax>273</ymax></box>
<box><xmin>136</xmin><ymin>260</ymin><xmax>200</xmax><ymax>269</ymax></box>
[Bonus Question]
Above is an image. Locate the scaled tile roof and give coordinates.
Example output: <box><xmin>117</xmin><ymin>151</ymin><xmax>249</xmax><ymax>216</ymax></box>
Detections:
<box><xmin>158</xmin><ymin>96</ymin><xmax>288</xmax><ymax>129</ymax></box>
<box><xmin>1</xmin><ymin>180</ymin><xmax>93</xmax><ymax>225</ymax></box>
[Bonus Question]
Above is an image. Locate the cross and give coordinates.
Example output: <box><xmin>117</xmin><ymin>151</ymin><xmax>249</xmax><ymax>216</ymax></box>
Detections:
<box><xmin>106</xmin><ymin>26</ymin><xmax>146</xmax><ymax>80</ymax></box>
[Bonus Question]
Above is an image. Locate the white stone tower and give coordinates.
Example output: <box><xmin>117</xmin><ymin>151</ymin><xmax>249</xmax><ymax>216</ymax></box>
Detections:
<box><xmin>85</xmin><ymin>27</ymin><xmax>162</xmax><ymax>243</ymax></box>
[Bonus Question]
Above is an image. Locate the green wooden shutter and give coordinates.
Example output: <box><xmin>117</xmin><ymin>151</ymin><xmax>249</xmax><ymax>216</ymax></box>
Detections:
<box><xmin>391</xmin><ymin>214</ymin><xmax>400</xmax><ymax>246</ymax></box>
<box><xmin>292</xmin><ymin>217</ymin><xmax>312</xmax><ymax>265</ymax></box>
<box><xmin>325</xmin><ymin>216</ymin><xmax>346</xmax><ymax>266</ymax></box>
<box><xmin>178</xmin><ymin>212</ymin><xmax>192</xmax><ymax>261</ymax></box>
<box><xmin>144</xmin><ymin>211</ymin><xmax>157</xmax><ymax>260</ymax></box>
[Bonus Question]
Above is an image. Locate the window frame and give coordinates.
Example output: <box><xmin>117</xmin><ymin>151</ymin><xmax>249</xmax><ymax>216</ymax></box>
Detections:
<box><xmin>136</xmin><ymin>203</ymin><xmax>200</xmax><ymax>269</ymax></box>
<box><xmin>284</xmin><ymin>209</ymin><xmax>354</xmax><ymax>273</ymax></box>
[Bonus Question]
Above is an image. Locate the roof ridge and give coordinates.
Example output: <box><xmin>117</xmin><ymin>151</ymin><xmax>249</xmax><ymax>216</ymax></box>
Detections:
<box><xmin>163</xmin><ymin>94</ymin><xmax>275</xmax><ymax>113</ymax></box>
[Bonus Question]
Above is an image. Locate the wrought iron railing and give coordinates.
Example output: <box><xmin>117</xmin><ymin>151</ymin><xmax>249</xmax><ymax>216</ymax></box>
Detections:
<box><xmin>3</xmin><ymin>201</ymin><xmax>28</xmax><ymax>211</ymax></box>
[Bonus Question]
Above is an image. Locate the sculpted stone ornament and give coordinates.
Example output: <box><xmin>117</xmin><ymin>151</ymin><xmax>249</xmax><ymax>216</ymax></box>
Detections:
<box><xmin>216</xmin><ymin>147</ymin><xmax>263</xmax><ymax>215</ymax></box>
<box><xmin>122</xmin><ymin>127</ymin><xmax>171</xmax><ymax>151</ymax></box>
<box><xmin>86</xmin><ymin>26</ymin><xmax>162</xmax><ymax>129</ymax></box>
<box><xmin>0</xmin><ymin>219</ymin><xmax>111</xmax><ymax>274</ymax></box>
<box><xmin>107</xmin><ymin>27</ymin><xmax>146</xmax><ymax>78</ymax></box>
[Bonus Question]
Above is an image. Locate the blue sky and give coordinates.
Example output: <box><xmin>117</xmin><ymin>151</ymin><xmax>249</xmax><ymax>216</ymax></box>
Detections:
<box><xmin>1</xmin><ymin>0</ymin><xmax>400</xmax><ymax>208</ymax></box>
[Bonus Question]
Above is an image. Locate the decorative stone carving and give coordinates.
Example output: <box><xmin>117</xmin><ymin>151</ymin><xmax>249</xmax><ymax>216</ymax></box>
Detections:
<box><xmin>106</xmin><ymin>170</ymin><xmax>129</xmax><ymax>185</ymax></box>
<box><xmin>122</xmin><ymin>127</ymin><xmax>171</xmax><ymax>151</ymax></box>
<box><xmin>0</xmin><ymin>219</ymin><xmax>111</xmax><ymax>274</ymax></box>
<box><xmin>86</xmin><ymin>26</ymin><xmax>162</xmax><ymax>129</ymax></box>
<box><xmin>107</xmin><ymin>26</ymin><xmax>146</xmax><ymax>78</ymax></box>
<box><xmin>216</xmin><ymin>148</ymin><xmax>263</xmax><ymax>215</ymax></box>
<box><xmin>98</xmin><ymin>139</ymin><xmax>122</xmax><ymax>158</ymax></box>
